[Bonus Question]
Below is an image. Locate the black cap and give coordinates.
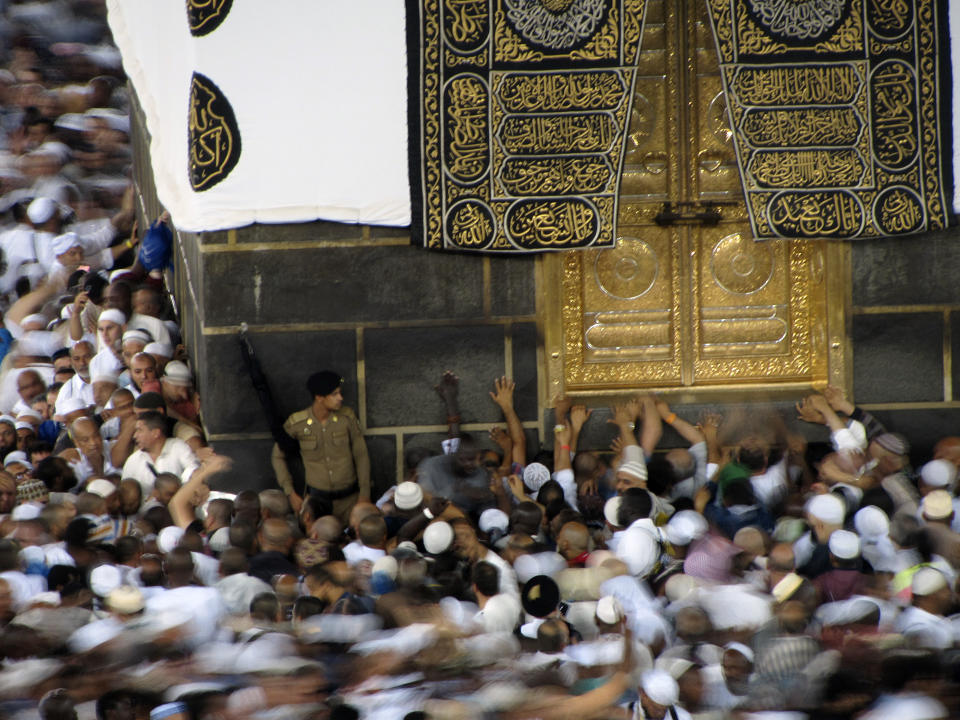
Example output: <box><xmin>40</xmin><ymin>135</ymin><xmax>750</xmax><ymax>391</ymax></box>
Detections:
<box><xmin>307</xmin><ymin>370</ymin><xmax>342</xmax><ymax>397</ymax></box>
<box><xmin>522</xmin><ymin>574</ymin><xmax>560</xmax><ymax>618</ymax></box>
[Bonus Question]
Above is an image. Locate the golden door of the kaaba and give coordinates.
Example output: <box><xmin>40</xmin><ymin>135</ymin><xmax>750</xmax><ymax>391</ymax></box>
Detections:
<box><xmin>541</xmin><ymin>0</ymin><xmax>848</xmax><ymax>399</ymax></box>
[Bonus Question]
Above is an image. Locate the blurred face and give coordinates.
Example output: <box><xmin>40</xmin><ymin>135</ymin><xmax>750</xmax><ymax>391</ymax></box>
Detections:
<box><xmin>320</xmin><ymin>388</ymin><xmax>343</xmax><ymax>412</ymax></box>
<box><xmin>57</xmin><ymin>245</ymin><xmax>84</xmax><ymax>267</ymax></box>
<box><xmin>72</xmin><ymin>419</ymin><xmax>101</xmax><ymax>459</ymax></box>
<box><xmin>453</xmin><ymin>523</ymin><xmax>479</xmax><ymax>557</ymax></box>
<box><xmin>162</xmin><ymin>379</ymin><xmax>190</xmax><ymax>403</ymax></box>
<box><xmin>616</xmin><ymin>472</ymin><xmax>645</xmax><ymax>494</ymax></box>
<box><xmin>122</xmin><ymin>340</ymin><xmax>145</xmax><ymax>368</ymax></box>
<box><xmin>104</xmin><ymin>282</ymin><xmax>131</xmax><ymax>314</ymax></box>
<box><xmin>16</xmin><ymin>427</ymin><xmax>35</xmax><ymax>451</ymax></box>
<box><xmin>119</xmin><ymin>481</ymin><xmax>141</xmax><ymax>515</ymax></box>
<box><xmin>98</xmin><ymin>320</ymin><xmax>124</xmax><ymax>351</ymax></box>
<box><xmin>132</xmin><ymin>289</ymin><xmax>161</xmax><ymax>318</ymax></box>
<box><xmin>0</xmin><ymin>423</ymin><xmax>15</xmax><ymax>450</ymax></box>
<box><xmin>130</xmin><ymin>355</ymin><xmax>157</xmax><ymax>389</ymax></box>
<box><xmin>70</xmin><ymin>343</ymin><xmax>94</xmax><ymax>382</ymax></box>
<box><xmin>16</xmin><ymin>371</ymin><xmax>44</xmax><ymax>403</ymax></box>
<box><xmin>722</xmin><ymin>651</ymin><xmax>753</xmax><ymax>695</ymax></box>
<box><xmin>93</xmin><ymin>380</ymin><xmax>117</xmax><ymax>409</ymax></box>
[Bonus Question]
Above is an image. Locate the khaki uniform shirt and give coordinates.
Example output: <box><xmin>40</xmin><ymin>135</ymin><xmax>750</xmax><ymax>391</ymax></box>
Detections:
<box><xmin>271</xmin><ymin>406</ymin><xmax>370</xmax><ymax>498</ymax></box>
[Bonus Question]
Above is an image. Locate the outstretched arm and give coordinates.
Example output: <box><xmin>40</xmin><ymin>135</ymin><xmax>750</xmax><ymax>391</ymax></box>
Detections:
<box><xmin>490</xmin><ymin>376</ymin><xmax>525</xmax><ymax>465</ymax></box>
<box><xmin>655</xmin><ymin>396</ymin><xmax>705</xmax><ymax>446</ymax></box>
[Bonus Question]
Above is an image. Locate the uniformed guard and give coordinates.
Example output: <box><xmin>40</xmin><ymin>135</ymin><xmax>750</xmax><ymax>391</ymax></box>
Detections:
<box><xmin>272</xmin><ymin>370</ymin><xmax>370</xmax><ymax>523</ymax></box>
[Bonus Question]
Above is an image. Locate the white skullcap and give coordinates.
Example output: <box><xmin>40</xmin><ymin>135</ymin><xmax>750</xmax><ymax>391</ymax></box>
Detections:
<box><xmin>393</xmin><ymin>481</ymin><xmax>423</xmax><ymax>510</ymax></box>
<box><xmin>97</xmin><ymin>309</ymin><xmax>126</xmax><ymax>326</ymax></box>
<box><xmin>656</xmin><ymin>656</ymin><xmax>696</xmax><ymax>681</ymax></box>
<box><xmin>828</xmin><ymin>529</ymin><xmax>860</xmax><ymax>559</ymax></box>
<box><xmin>91</xmin><ymin>371</ymin><xmax>119</xmax><ymax>385</ymax></box>
<box><xmin>618</xmin><ymin>460</ymin><xmax>647</xmax><ymax>482</ymax></box>
<box><xmin>52</xmin><ymin>232</ymin><xmax>81</xmax><ymax>256</ymax></box>
<box><xmin>523</xmin><ymin>462</ymin><xmax>551</xmax><ymax>493</ymax></box>
<box><xmin>854</xmin><ymin>505</ymin><xmax>889</xmax><ymax>540</ymax></box>
<box><xmin>665</xmin><ymin>510</ymin><xmax>708</xmax><ymax>547</ymax></box>
<box><xmin>58</xmin><ymin>397</ymin><xmax>88</xmax><ymax>416</ymax></box>
<box><xmin>395</xmin><ymin>540</ymin><xmax>418</xmax><ymax>555</ymax></box>
<box><xmin>162</xmin><ymin>361</ymin><xmax>192</xmax><ymax>386</ymax></box>
<box><xmin>89</xmin><ymin>564</ymin><xmax>122</xmax><ymax>597</ymax></box>
<box><xmin>921</xmin><ymin>459</ymin><xmax>957</xmax><ymax>489</ymax></box>
<box><xmin>912</xmin><ymin>567</ymin><xmax>948</xmax><ymax>596</ymax></box>
<box><xmin>0</xmin><ymin>415</ymin><xmax>16</xmax><ymax>429</ymax></box>
<box><xmin>85</xmin><ymin>478</ymin><xmax>117</xmax><ymax>498</ymax></box>
<box><xmin>121</xmin><ymin>329</ymin><xmax>151</xmax><ymax>345</ymax></box>
<box><xmin>816</xmin><ymin>597</ymin><xmax>880</xmax><ymax>627</ymax></box>
<box><xmin>512</xmin><ymin>553</ymin><xmax>539</xmax><ymax>585</ymax></box>
<box><xmin>145</xmin><ymin>342</ymin><xmax>173</xmax><ymax>358</ymax></box>
<box><xmin>482</xmin><ymin>593</ymin><xmax>520</xmax><ymax>633</ymax></box>
<box><xmin>107</xmin><ymin>585</ymin><xmax>145</xmax><ymax>615</ymax></box>
<box><xmin>26</xmin><ymin>197</ymin><xmax>56</xmax><ymax>225</ymax></box>
<box><xmin>641</xmin><ymin>669</ymin><xmax>679</xmax><ymax>706</ymax></box>
<box><xmin>30</xmin><ymin>591</ymin><xmax>60</xmax><ymax>607</ymax></box>
<box><xmin>805</xmin><ymin>493</ymin><xmax>845</xmax><ymax>525</ymax></box>
<box><xmin>157</xmin><ymin>525</ymin><xmax>185</xmax><ymax>554</ymax></box>
<box><xmin>922</xmin><ymin>490</ymin><xmax>954</xmax><ymax>520</ymax></box>
<box><xmin>603</xmin><ymin>496</ymin><xmax>622</xmax><ymax>527</ymax></box>
<box><xmin>724</xmin><ymin>641</ymin><xmax>755</xmax><ymax>663</ymax></box>
<box><xmin>664</xmin><ymin>573</ymin><xmax>698</xmax><ymax>603</ymax></box>
<box><xmin>14</xmin><ymin>421</ymin><xmax>34</xmax><ymax>432</ymax></box>
<box><xmin>479</xmin><ymin>508</ymin><xmax>509</xmax><ymax>534</ymax></box>
<box><xmin>3</xmin><ymin>451</ymin><xmax>31</xmax><ymax>469</ymax></box>
<box><xmin>423</xmin><ymin>521</ymin><xmax>453</xmax><ymax>554</ymax></box>
<box><xmin>372</xmin><ymin>554</ymin><xmax>398</xmax><ymax>580</ymax></box>
<box><xmin>11</xmin><ymin>503</ymin><xmax>41</xmax><ymax>521</ymax></box>
<box><xmin>595</xmin><ymin>595</ymin><xmax>622</xmax><ymax>624</ymax></box>
<box><xmin>16</xmin><ymin>409</ymin><xmax>42</xmax><ymax>423</ymax></box>
<box><xmin>207</xmin><ymin>526</ymin><xmax>231</xmax><ymax>553</ymax></box>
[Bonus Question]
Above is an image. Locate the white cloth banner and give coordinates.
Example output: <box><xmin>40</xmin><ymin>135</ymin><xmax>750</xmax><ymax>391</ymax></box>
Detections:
<box><xmin>106</xmin><ymin>1</ymin><xmax>411</xmax><ymax>233</ymax></box>
<box><xmin>952</xmin><ymin>2</ymin><xmax>960</xmax><ymax>215</ymax></box>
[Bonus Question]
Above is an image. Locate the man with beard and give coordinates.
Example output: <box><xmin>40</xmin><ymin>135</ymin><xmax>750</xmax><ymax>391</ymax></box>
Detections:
<box><xmin>0</xmin><ymin>417</ymin><xmax>17</xmax><ymax>462</ymax></box>
<box><xmin>417</xmin><ymin>433</ymin><xmax>494</xmax><ymax>515</ymax></box>
<box><xmin>54</xmin><ymin>341</ymin><xmax>94</xmax><ymax>417</ymax></box>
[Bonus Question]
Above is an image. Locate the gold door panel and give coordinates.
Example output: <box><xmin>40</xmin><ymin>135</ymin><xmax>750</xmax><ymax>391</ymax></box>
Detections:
<box><xmin>541</xmin><ymin>0</ymin><xmax>848</xmax><ymax>398</ymax></box>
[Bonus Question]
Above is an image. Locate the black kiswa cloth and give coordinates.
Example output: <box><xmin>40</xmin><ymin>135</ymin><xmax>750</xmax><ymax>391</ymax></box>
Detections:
<box><xmin>407</xmin><ymin>0</ymin><xmax>650</xmax><ymax>253</ymax></box>
<box><xmin>702</xmin><ymin>0</ymin><xmax>954</xmax><ymax>240</ymax></box>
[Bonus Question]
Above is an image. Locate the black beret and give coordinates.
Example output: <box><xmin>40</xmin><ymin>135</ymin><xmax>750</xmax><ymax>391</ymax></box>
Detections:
<box><xmin>522</xmin><ymin>574</ymin><xmax>560</xmax><ymax>618</ymax></box>
<box><xmin>307</xmin><ymin>370</ymin><xmax>342</xmax><ymax>397</ymax></box>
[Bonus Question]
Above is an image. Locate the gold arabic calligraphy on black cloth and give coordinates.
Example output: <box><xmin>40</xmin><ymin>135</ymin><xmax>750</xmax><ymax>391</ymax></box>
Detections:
<box><xmin>703</xmin><ymin>0</ymin><xmax>953</xmax><ymax>239</ymax></box>
<box><xmin>408</xmin><ymin>0</ymin><xmax>648</xmax><ymax>252</ymax></box>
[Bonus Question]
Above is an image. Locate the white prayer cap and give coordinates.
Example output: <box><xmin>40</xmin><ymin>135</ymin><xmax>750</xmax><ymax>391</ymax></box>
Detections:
<box><xmin>665</xmin><ymin>510</ymin><xmax>708</xmax><ymax>547</ymax></box>
<box><xmin>372</xmin><ymin>554</ymin><xmax>398</xmax><ymax>580</ymax></box>
<box><xmin>656</xmin><ymin>656</ymin><xmax>695</xmax><ymax>681</ymax></box>
<box><xmin>816</xmin><ymin>597</ymin><xmax>880</xmax><ymax>627</ymax></box>
<box><xmin>16</xmin><ymin>409</ymin><xmax>42</xmax><ymax>423</ymax></box>
<box><xmin>85</xmin><ymin>478</ymin><xmax>117</xmax><ymax>498</ymax></box>
<box><xmin>479</xmin><ymin>508</ymin><xmax>509</xmax><ymax>534</ymax></box>
<box><xmin>595</xmin><ymin>595</ymin><xmax>622</xmax><ymax>624</ymax></box>
<box><xmin>854</xmin><ymin>505</ymin><xmax>889</xmax><ymax>540</ymax></box>
<box><xmin>641</xmin><ymin>669</ymin><xmax>679</xmax><ymax>706</ymax></box>
<box><xmin>91</xmin><ymin>371</ymin><xmax>119</xmax><ymax>385</ymax></box>
<box><xmin>11</xmin><ymin>504</ymin><xmax>41</xmax><ymax>521</ymax></box>
<box><xmin>828</xmin><ymin>530</ymin><xmax>860</xmax><ymax>560</ymax></box>
<box><xmin>3</xmin><ymin>451</ymin><xmax>32</xmax><ymax>470</ymax></box>
<box><xmin>920</xmin><ymin>459</ymin><xmax>957</xmax><ymax>489</ymax></box>
<box><xmin>157</xmin><ymin>525</ymin><xmax>185</xmax><ymax>554</ymax></box>
<box><xmin>423</xmin><ymin>521</ymin><xmax>453</xmax><ymax>554</ymax></box>
<box><xmin>145</xmin><ymin>342</ymin><xmax>173</xmax><ymax>359</ymax></box>
<box><xmin>0</xmin><ymin>415</ymin><xmax>17</xmax><ymax>429</ymax></box>
<box><xmin>603</xmin><ymin>496</ymin><xmax>622</xmax><ymax>527</ymax></box>
<box><xmin>106</xmin><ymin>585</ymin><xmax>145</xmax><ymax>615</ymax></box>
<box><xmin>121</xmin><ymin>329</ymin><xmax>151</xmax><ymax>345</ymax></box>
<box><xmin>664</xmin><ymin>573</ymin><xmax>698</xmax><ymax>603</ymax></box>
<box><xmin>616</xmin><ymin>524</ymin><xmax>660</xmax><ymax>577</ymax></box>
<box><xmin>912</xmin><ymin>567</ymin><xmax>948</xmax><ymax>596</ymax></box>
<box><xmin>58</xmin><ymin>397</ymin><xmax>88</xmax><ymax>416</ymax></box>
<box><xmin>922</xmin><ymin>490</ymin><xmax>954</xmax><ymax>521</ymax></box>
<box><xmin>699</xmin><ymin>585</ymin><xmax>772</xmax><ymax>630</ymax></box>
<box><xmin>724</xmin><ymin>641</ymin><xmax>755</xmax><ymax>663</ymax></box>
<box><xmin>30</xmin><ymin>592</ymin><xmax>60</xmax><ymax>607</ymax></box>
<box><xmin>90</xmin><ymin>564</ymin><xmax>122</xmax><ymax>597</ymax></box>
<box><xmin>523</xmin><ymin>462</ymin><xmax>550</xmax><ymax>492</ymax></box>
<box><xmin>97</xmin><ymin>308</ymin><xmax>127</xmax><ymax>326</ymax></box>
<box><xmin>858</xmin><ymin>694</ymin><xmax>947</xmax><ymax>720</ymax></box>
<box><xmin>26</xmin><ymin>197</ymin><xmax>56</xmax><ymax>225</ymax></box>
<box><xmin>162</xmin><ymin>361</ymin><xmax>192</xmax><ymax>386</ymax></box>
<box><xmin>54</xmin><ymin>113</ymin><xmax>88</xmax><ymax>132</ymax></box>
<box><xmin>805</xmin><ymin>493</ymin><xmax>845</xmax><ymax>525</ymax></box>
<box><xmin>393</xmin><ymin>481</ymin><xmax>423</xmax><ymax>510</ymax></box>
<box><xmin>513</xmin><ymin>553</ymin><xmax>539</xmax><ymax>585</ymax></box>
<box><xmin>14</xmin><ymin>421</ymin><xmax>33</xmax><ymax>432</ymax></box>
<box><xmin>52</xmin><ymin>232</ymin><xmax>81</xmax><ymax>256</ymax></box>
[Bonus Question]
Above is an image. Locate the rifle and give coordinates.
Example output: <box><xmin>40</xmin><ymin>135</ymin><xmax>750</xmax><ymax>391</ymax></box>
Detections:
<box><xmin>238</xmin><ymin>323</ymin><xmax>304</xmax><ymax>495</ymax></box>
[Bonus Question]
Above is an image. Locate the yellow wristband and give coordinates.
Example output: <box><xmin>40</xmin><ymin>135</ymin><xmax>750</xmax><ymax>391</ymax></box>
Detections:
<box><xmin>125</xmin><ymin>239</ymin><xmax>135</xmax><ymax>249</ymax></box>
<box><xmin>665</xmin><ymin>412</ymin><xmax>677</xmax><ymax>424</ymax></box>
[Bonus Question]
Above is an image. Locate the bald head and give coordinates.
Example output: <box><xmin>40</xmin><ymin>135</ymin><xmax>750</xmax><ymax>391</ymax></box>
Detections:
<box><xmin>348</xmin><ymin>502</ymin><xmax>379</xmax><ymax>533</ymax></box>
<box><xmin>259</xmin><ymin>518</ymin><xmax>293</xmax><ymax>552</ymax></box>
<box><xmin>557</xmin><ymin>521</ymin><xmax>590</xmax><ymax>560</ymax></box>
<box><xmin>310</xmin><ymin>515</ymin><xmax>342</xmax><ymax>543</ymax></box>
<box><xmin>934</xmin><ymin>436</ymin><xmax>960</xmax><ymax>467</ymax></box>
<box><xmin>768</xmin><ymin>542</ymin><xmax>795</xmax><ymax>573</ymax></box>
